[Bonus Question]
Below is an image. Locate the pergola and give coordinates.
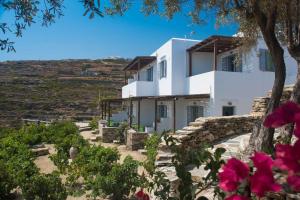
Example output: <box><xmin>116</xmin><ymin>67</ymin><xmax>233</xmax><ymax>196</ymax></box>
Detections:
<box><xmin>123</xmin><ymin>56</ymin><xmax>156</xmax><ymax>84</ymax></box>
<box><xmin>187</xmin><ymin>35</ymin><xmax>240</xmax><ymax>76</ymax></box>
<box><xmin>101</xmin><ymin>93</ymin><xmax>210</xmax><ymax>133</ymax></box>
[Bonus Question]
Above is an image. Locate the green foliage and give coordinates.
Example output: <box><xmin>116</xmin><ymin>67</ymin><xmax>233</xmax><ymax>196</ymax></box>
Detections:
<box><xmin>21</xmin><ymin>172</ymin><xmax>67</xmax><ymax>200</ymax></box>
<box><xmin>116</xmin><ymin>122</ymin><xmax>129</xmax><ymax>143</ymax></box>
<box><xmin>145</xmin><ymin>134</ymin><xmax>227</xmax><ymax>200</ymax></box>
<box><xmin>91</xmin><ymin>156</ymin><xmax>141</xmax><ymax>200</ymax></box>
<box><xmin>143</xmin><ymin>133</ymin><xmax>161</xmax><ymax>175</ymax></box>
<box><xmin>0</xmin><ymin>160</ymin><xmax>14</xmax><ymax>199</ymax></box>
<box><xmin>89</xmin><ymin>117</ymin><xmax>99</xmax><ymax>130</ymax></box>
<box><xmin>132</xmin><ymin>123</ymin><xmax>145</xmax><ymax>132</ymax></box>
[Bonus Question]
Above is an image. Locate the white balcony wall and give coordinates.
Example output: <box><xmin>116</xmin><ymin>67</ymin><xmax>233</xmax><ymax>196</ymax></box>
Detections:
<box><xmin>122</xmin><ymin>81</ymin><xmax>156</xmax><ymax>98</ymax></box>
<box><xmin>186</xmin><ymin>71</ymin><xmax>215</xmax><ymax>95</ymax></box>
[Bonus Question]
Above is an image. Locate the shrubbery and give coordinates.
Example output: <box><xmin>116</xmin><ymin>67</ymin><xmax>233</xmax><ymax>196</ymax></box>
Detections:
<box><xmin>21</xmin><ymin>172</ymin><xmax>67</xmax><ymax>200</ymax></box>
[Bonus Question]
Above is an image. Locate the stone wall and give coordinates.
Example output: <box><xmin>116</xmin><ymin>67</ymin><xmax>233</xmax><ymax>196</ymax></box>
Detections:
<box><xmin>251</xmin><ymin>85</ymin><xmax>293</xmax><ymax>115</ymax></box>
<box><xmin>98</xmin><ymin>121</ymin><xmax>119</xmax><ymax>143</ymax></box>
<box><xmin>126</xmin><ymin>130</ymin><xmax>148</xmax><ymax>150</ymax></box>
<box><xmin>168</xmin><ymin>115</ymin><xmax>260</xmax><ymax>149</ymax></box>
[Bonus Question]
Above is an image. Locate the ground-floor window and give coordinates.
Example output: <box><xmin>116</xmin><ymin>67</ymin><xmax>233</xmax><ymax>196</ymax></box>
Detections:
<box><xmin>158</xmin><ymin>105</ymin><xmax>168</xmax><ymax>118</ymax></box>
<box><xmin>187</xmin><ymin>106</ymin><xmax>204</xmax><ymax>124</ymax></box>
<box><xmin>222</xmin><ymin>106</ymin><xmax>235</xmax><ymax>116</ymax></box>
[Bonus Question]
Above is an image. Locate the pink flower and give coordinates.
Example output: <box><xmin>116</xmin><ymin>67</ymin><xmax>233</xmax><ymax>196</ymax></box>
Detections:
<box><xmin>274</xmin><ymin>140</ymin><xmax>300</xmax><ymax>174</ymax></box>
<box><xmin>225</xmin><ymin>194</ymin><xmax>250</xmax><ymax>200</ymax></box>
<box><xmin>251</xmin><ymin>152</ymin><xmax>273</xmax><ymax>170</ymax></box>
<box><xmin>218</xmin><ymin>158</ymin><xmax>250</xmax><ymax>192</ymax></box>
<box><xmin>294</xmin><ymin>113</ymin><xmax>300</xmax><ymax>138</ymax></box>
<box><xmin>287</xmin><ymin>175</ymin><xmax>300</xmax><ymax>191</ymax></box>
<box><xmin>250</xmin><ymin>169</ymin><xmax>281</xmax><ymax>197</ymax></box>
<box><xmin>135</xmin><ymin>189</ymin><xmax>150</xmax><ymax>200</ymax></box>
<box><xmin>264</xmin><ymin>101</ymin><xmax>300</xmax><ymax>128</ymax></box>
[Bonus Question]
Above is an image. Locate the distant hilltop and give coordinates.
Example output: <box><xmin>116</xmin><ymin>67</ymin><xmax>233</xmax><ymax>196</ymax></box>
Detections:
<box><xmin>0</xmin><ymin>58</ymin><xmax>130</xmax><ymax>128</ymax></box>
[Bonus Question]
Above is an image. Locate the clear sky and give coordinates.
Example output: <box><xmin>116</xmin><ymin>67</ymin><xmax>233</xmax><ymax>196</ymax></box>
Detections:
<box><xmin>0</xmin><ymin>1</ymin><xmax>238</xmax><ymax>61</ymax></box>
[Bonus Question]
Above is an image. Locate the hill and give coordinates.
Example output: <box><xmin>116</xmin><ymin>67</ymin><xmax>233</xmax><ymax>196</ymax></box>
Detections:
<box><xmin>0</xmin><ymin>58</ymin><xmax>129</xmax><ymax>127</ymax></box>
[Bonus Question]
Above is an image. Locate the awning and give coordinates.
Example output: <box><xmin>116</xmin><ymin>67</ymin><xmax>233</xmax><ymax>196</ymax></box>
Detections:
<box><xmin>123</xmin><ymin>56</ymin><xmax>156</xmax><ymax>71</ymax></box>
<box><xmin>187</xmin><ymin>35</ymin><xmax>240</xmax><ymax>54</ymax></box>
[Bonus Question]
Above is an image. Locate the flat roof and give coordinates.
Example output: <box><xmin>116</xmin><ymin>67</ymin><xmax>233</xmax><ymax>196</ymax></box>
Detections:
<box><xmin>123</xmin><ymin>56</ymin><xmax>156</xmax><ymax>71</ymax></box>
<box><xmin>187</xmin><ymin>35</ymin><xmax>240</xmax><ymax>53</ymax></box>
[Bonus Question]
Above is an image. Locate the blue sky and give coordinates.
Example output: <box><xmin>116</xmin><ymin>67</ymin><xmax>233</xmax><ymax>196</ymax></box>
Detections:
<box><xmin>0</xmin><ymin>1</ymin><xmax>238</xmax><ymax>61</ymax></box>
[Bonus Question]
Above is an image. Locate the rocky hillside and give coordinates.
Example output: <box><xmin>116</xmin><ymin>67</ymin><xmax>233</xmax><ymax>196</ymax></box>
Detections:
<box><xmin>0</xmin><ymin>59</ymin><xmax>129</xmax><ymax>128</ymax></box>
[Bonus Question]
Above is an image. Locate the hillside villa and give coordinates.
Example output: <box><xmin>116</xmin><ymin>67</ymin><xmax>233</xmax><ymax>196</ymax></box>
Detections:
<box><xmin>102</xmin><ymin>35</ymin><xmax>297</xmax><ymax>133</ymax></box>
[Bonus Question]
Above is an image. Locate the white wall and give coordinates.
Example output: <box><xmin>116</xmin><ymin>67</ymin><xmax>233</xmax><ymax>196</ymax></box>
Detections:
<box><xmin>171</xmin><ymin>39</ymin><xmax>201</xmax><ymax>95</ymax></box>
<box><xmin>191</xmin><ymin>52</ymin><xmax>213</xmax><ymax>75</ymax></box>
<box><xmin>212</xmin><ymin>71</ymin><xmax>274</xmax><ymax>116</ymax></box>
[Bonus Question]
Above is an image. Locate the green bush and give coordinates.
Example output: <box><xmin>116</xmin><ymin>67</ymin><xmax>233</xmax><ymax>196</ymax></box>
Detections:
<box><xmin>21</xmin><ymin>172</ymin><xmax>67</xmax><ymax>200</ymax></box>
<box><xmin>0</xmin><ymin>160</ymin><xmax>14</xmax><ymax>200</ymax></box>
<box><xmin>91</xmin><ymin>156</ymin><xmax>141</xmax><ymax>200</ymax></box>
<box><xmin>89</xmin><ymin>117</ymin><xmax>99</xmax><ymax>130</ymax></box>
<box><xmin>143</xmin><ymin>134</ymin><xmax>161</xmax><ymax>175</ymax></box>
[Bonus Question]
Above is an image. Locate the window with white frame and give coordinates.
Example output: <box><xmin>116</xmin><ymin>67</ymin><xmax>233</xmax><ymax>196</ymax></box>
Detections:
<box><xmin>147</xmin><ymin>67</ymin><xmax>153</xmax><ymax>81</ymax></box>
<box><xmin>259</xmin><ymin>49</ymin><xmax>275</xmax><ymax>72</ymax></box>
<box><xmin>159</xmin><ymin>60</ymin><xmax>167</xmax><ymax>79</ymax></box>
<box><xmin>158</xmin><ymin>105</ymin><xmax>167</xmax><ymax>118</ymax></box>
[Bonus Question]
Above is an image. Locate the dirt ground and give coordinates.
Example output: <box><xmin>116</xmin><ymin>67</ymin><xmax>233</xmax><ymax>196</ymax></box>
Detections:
<box><xmin>34</xmin><ymin>129</ymin><xmax>147</xmax><ymax>200</ymax></box>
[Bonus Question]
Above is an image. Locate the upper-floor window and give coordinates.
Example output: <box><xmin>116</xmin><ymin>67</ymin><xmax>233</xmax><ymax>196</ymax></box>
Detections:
<box><xmin>159</xmin><ymin>60</ymin><xmax>167</xmax><ymax>79</ymax></box>
<box><xmin>158</xmin><ymin>105</ymin><xmax>167</xmax><ymax>118</ymax></box>
<box><xmin>147</xmin><ymin>67</ymin><xmax>153</xmax><ymax>81</ymax></box>
<box><xmin>221</xmin><ymin>54</ymin><xmax>242</xmax><ymax>72</ymax></box>
<box><xmin>259</xmin><ymin>49</ymin><xmax>275</xmax><ymax>72</ymax></box>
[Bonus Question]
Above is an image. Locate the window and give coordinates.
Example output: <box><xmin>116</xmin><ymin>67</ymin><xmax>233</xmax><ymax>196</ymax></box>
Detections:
<box><xmin>147</xmin><ymin>67</ymin><xmax>153</xmax><ymax>81</ymax></box>
<box><xmin>159</xmin><ymin>60</ymin><xmax>167</xmax><ymax>79</ymax></box>
<box><xmin>221</xmin><ymin>54</ymin><xmax>242</xmax><ymax>72</ymax></box>
<box><xmin>187</xmin><ymin>106</ymin><xmax>204</xmax><ymax>124</ymax></box>
<box><xmin>259</xmin><ymin>49</ymin><xmax>275</xmax><ymax>72</ymax></box>
<box><xmin>158</xmin><ymin>105</ymin><xmax>167</xmax><ymax>118</ymax></box>
<box><xmin>222</xmin><ymin>106</ymin><xmax>235</xmax><ymax>116</ymax></box>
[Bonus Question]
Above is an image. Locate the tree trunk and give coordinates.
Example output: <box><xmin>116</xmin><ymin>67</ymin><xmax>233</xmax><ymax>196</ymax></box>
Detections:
<box><xmin>247</xmin><ymin>18</ymin><xmax>286</xmax><ymax>153</ymax></box>
<box><xmin>279</xmin><ymin>59</ymin><xmax>300</xmax><ymax>143</ymax></box>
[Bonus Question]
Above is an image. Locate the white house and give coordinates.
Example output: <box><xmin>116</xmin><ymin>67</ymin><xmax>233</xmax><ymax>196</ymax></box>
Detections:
<box><xmin>104</xmin><ymin>35</ymin><xmax>297</xmax><ymax>133</ymax></box>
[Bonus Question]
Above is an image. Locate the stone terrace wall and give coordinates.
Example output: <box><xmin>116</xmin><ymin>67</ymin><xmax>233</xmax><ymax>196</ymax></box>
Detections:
<box><xmin>126</xmin><ymin>130</ymin><xmax>148</xmax><ymax>150</ymax></box>
<box><xmin>169</xmin><ymin>115</ymin><xmax>260</xmax><ymax>149</ymax></box>
<box><xmin>99</xmin><ymin>125</ymin><xmax>118</xmax><ymax>143</ymax></box>
<box><xmin>251</xmin><ymin>85</ymin><xmax>293</xmax><ymax>115</ymax></box>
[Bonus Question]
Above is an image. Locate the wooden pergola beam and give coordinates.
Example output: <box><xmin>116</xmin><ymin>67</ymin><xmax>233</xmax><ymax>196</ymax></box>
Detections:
<box><xmin>137</xmin><ymin>99</ymin><xmax>141</xmax><ymax>131</ymax></box>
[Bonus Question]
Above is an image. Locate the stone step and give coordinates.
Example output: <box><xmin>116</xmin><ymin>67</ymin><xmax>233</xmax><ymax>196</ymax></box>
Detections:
<box><xmin>155</xmin><ymin>160</ymin><xmax>173</xmax><ymax>167</ymax></box>
<box><xmin>138</xmin><ymin>149</ymin><xmax>147</xmax><ymax>155</ymax></box>
<box><xmin>189</xmin><ymin>121</ymin><xmax>204</xmax><ymax>127</ymax></box>
<box><xmin>175</xmin><ymin>129</ymin><xmax>193</xmax><ymax>135</ymax></box>
<box><xmin>182</xmin><ymin>126</ymin><xmax>202</xmax><ymax>131</ymax></box>
<box><xmin>32</xmin><ymin>147</ymin><xmax>49</xmax><ymax>156</ymax></box>
<box><xmin>156</xmin><ymin>152</ymin><xmax>175</xmax><ymax>161</ymax></box>
<box><xmin>79</xmin><ymin>126</ymin><xmax>92</xmax><ymax>132</ymax></box>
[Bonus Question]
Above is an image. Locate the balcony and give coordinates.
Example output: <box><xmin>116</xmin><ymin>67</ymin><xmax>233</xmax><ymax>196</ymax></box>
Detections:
<box><xmin>122</xmin><ymin>81</ymin><xmax>156</xmax><ymax>98</ymax></box>
<box><xmin>186</xmin><ymin>71</ymin><xmax>214</xmax><ymax>95</ymax></box>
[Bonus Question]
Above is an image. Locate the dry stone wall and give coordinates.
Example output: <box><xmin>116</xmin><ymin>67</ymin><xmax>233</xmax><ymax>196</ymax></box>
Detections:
<box><xmin>164</xmin><ymin>115</ymin><xmax>260</xmax><ymax>150</ymax></box>
<box><xmin>251</xmin><ymin>85</ymin><xmax>293</xmax><ymax>115</ymax></box>
<box><xmin>126</xmin><ymin>130</ymin><xmax>148</xmax><ymax>150</ymax></box>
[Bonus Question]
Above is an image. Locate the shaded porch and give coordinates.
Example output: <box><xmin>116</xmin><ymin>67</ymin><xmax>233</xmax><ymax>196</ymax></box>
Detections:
<box><xmin>101</xmin><ymin>94</ymin><xmax>210</xmax><ymax>133</ymax></box>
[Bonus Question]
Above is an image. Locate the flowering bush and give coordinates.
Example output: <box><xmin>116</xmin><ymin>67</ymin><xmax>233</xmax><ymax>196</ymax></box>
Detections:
<box><xmin>218</xmin><ymin>101</ymin><xmax>300</xmax><ymax>199</ymax></box>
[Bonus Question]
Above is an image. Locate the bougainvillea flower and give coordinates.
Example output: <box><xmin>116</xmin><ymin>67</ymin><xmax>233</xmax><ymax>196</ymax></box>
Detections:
<box><xmin>218</xmin><ymin>158</ymin><xmax>250</xmax><ymax>192</ymax></box>
<box><xmin>135</xmin><ymin>189</ymin><xmax>150</xmax><ymax>200</ymax></box>
<box><xmin>274</xmin><ymin>140</ymin><xmax>300</xmax><ymax>174</ymax></box>
<box><xmin>225</xmin><ymin>194</ymin><xmax>250</xmax><ymax>200</ymax></box>
<box><xmin>251</xmin><ymin>151</ymin><xmax>273</xmax><ymax>170</ymax></box>
<box><xmin>293</xmin><ymin>113</ymin><xmax>300</xmax><ymax>138</ymax></box>
<box><xmin>287</xmin><ymin>175</ymin><xmax>300</xmax><ymax>192</ymax></box>
<box><xmin>264</xmin><ymin>101</ymin><xmax>300</xmax><ymax>128</ymax></box>
<box><xmin>250</xmin><ymin>169</ymin><xmax>281</xmax><ymax>197</ymax></box>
